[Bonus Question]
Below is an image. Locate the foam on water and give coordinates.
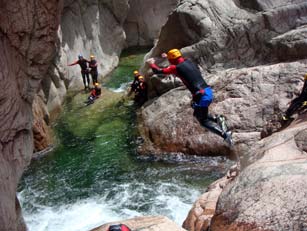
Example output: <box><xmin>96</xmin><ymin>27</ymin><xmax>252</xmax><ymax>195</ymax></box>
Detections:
<box><xmin>19</xmin><ymin>180</ymin><xmax>201</xmax><ymax>231</ymax></box>
<box><xmin>109</xmin><ymin>82</ymin><xmax>130</xmax><ymax>93</ymax></box>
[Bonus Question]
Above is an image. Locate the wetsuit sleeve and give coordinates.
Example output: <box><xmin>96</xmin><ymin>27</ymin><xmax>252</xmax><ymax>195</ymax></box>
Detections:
<box><xmin>150</xmin><ymin>63</ymin><xmax>177</xmax><ymax>75</ymax></box>
<box><xmin>68</xmin><ymin>60</ymin><xmax>79</xmax><ymax>66</ymax></box>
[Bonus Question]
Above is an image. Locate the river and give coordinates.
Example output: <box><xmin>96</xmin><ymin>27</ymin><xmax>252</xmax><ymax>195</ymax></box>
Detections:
<box><xmin>18</xmin><ymin>48</ymin><xmax>231</xmax><ymax>231</ymax></box>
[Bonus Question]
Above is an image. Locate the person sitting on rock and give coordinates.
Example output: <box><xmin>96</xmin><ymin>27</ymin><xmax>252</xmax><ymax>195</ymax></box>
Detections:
<box><xmin>147</xmin><ymin>48</ymin><xmax>233</xmax><ymax>146</ymax></box>
<box><xmin>108</xmin><ymin>224</ymin><xmax>131</xmax><ymax>231</ymax></box>
<box><xmin>85</xmin><ymin>82</ymin><xmax>101</xmax><ymax>105</ymax></box>
<box><xmin>89</xmin><ymin>54</ymin><xmax>99</xmax><ymax>85</ymax></box>
<box><xmin>282</xmin><ymin>73</ymin><xmax>307</xmax><ymax>121</ymax></box>
<box><xmin>134</xmin><ymin>75</ymin><xmax>148</xmax><ymax>105</ymax></box>
<box><xmin>68</xmin><ymin>54</ymin><xmax>90</xmax><ymax>90</ymax></box>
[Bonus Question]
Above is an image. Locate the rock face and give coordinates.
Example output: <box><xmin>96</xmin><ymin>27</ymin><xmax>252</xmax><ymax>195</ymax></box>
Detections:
<box><xmin>0</xmin><ymin>1</ymin><xmax>63</xmax><ymax>231</ymax></box>
<box><xmin>182</xmin><ymin>175</ymin><xmax>235</xmax><ymax>231</ymax></box>
<box><xmin>124</xmin><ymin>0</ymin><xmax>178</xmax><ymax>47</ymax></box>
<box><xmin>59</xmin><ymin>0</ymin><xmax>129</xmax><ymax>89</ymax></box>
<box><xmin>32</xmin><ymin>94</ymin><xmax>53</xmax><ymax>153</ymax></box>
<box><xmin>210</xmin><ymin>116</ymin><xmax>307</xmax><ymax>231</ymax></box>
<box><xmin>139</xmin><ymin>0</ymin><xmax>307</xmax><ymax>156</ymax></box>
<box><xmin>91</xmin><ymin>216</ymin><xmax>186</xmax><ymax>231</ymax></box>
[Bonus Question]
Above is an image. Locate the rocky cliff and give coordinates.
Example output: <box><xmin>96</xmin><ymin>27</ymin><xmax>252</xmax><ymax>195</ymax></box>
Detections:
<box><xmin>139</xmin><ymin>0</ymin><xmax>307</xmax><ymax>230</ymax></box>
<box><xmin>0</xmin><ymin>1</ymin><xmax>63</xmax><ymax>230</ymax></box>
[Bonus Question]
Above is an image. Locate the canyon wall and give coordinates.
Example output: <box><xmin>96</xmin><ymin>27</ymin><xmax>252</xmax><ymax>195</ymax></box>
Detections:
<box><xmin>124</xmin><ymin>0</ymin><xmax>178</xmax><ymax>47</ymax></box>
<box><xmin>0</xmin><ymin>1</ymin><xmax>63</xmax><ymax>230</ymax></box>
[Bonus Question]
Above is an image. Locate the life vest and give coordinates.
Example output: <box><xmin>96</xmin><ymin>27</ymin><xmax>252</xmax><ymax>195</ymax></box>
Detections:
<box><xmin>95</xmin><ymin>87</ymin><xmax>101</xmax><ymax>96</ymax></box>
<box><xmin>89</xmin><ymin>60</ymin><xmax>98</xmax><ymax>73</ymax></box>
<box><xmin>176</xmin><ymin>59</ymin><xmax>208</xmax><ymax>94</ymax></box>
<box><xmin>78</xmin><ymin>59</ymin><xmax>88</xmax><ymax>70</ymax></box>
<box><xmin>108</xmin><ymin>224</ymin><xmax>131</xmax><ymax>231</ymax></box>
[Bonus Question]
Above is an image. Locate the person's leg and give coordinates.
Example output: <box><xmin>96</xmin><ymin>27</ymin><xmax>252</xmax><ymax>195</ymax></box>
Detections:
<box><xmin>85</xmin><ymin>72</ymin><xmax>90</xmax><ymax>88</ymax></box>
<box><xmin>284</xmin><ymin>80</ymin><xmax>307</xmax><ymax>119</ymax></box>
<box><xmin>193</xmin><ymin>107</ymin><xmax>225</xmax><ymax>138</ymax></box>
<box><xmin>81</xmin><ymin>72</ymin><xmax>86</xmax><ymax>89</ymax></box>
<box><xmin>92</xmin><ymin>73</ymin><xmax>98</xmax><ymax>84</ymax></box>
<box><xmin>285</xmin><ymin>96</ymin><xmax>303</xmax><ymax>118</ymax></box>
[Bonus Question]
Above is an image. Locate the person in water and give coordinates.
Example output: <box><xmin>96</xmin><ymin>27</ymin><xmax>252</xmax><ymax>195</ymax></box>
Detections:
<box><xmin>147</xmin><ymin>48</ymin><xmax>233</xmax><ymax>146</ymax></box>
<box><xmin>68</xmin><ymin>54</ymin><xmax>90</xmax><ymax>90</ymax></box>
<box><xmin>85</xmin><ymin>82</ymin><xmax>101</xmax><ymax>105</ymax></box>
<box><xmin>282</xmin><ymin>73</ymin><xmax>307</xmax><ymax>121</ymax></box>
<box><xmin>107</xmin><ymin>224</ymin><xmax>131</xmax><ymax>231</ymax></box>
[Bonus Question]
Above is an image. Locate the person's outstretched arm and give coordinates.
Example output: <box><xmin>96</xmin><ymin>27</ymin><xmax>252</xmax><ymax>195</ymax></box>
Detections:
<box><xmin>146</xmin><ymin>58</ymin><xmax>177</xmax><ymax>75</ymax></box>
<box><xmin>68</xmin><ymin>60</ymin><xmax>79</xmax><ymax>66</ymax></box>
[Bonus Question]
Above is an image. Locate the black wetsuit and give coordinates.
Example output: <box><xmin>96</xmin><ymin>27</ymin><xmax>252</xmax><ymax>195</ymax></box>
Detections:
<box><xmin>285</xmin><ymin>79</ymin><xmax>307</xmax><ymax>117</ymax></box>
<box><xmin>89</xmin><ymin>60</ymin><xmax>98</xmax><ymax>84</ymax></box>
<box><xmin>77</xmin><ymin>59</ymin><xmax>90</xmax><ymax>88</ymax></box>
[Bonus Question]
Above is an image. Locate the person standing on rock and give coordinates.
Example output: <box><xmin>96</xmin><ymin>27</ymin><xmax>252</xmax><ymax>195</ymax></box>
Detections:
<box><xmin>282</xmin><ymin>73</ymin><xmax>307</xmax><ymax>121</ymax></box>
<box><xmin>146</xmin><ymin>48</ymin><xmax>233</xmax><ymax>146</ymax></box>
<box><xmin>134</xmin><ymin>75</ymin><xmax>148</xmax><ymax>105</ymax></box>
<box><xmin>129</xmin><ymin>70</ymin><xmax>142</xmax><ymax>95</ymax></box>
<box><xmin>68</xmin><ymin>54</ymin><xmax>90</xmax><ymax>90</ymax></box>
<box><xmin>89</xmin><ymin>54</ymin><xmax>99</xmax><ymax>85</ymax></box>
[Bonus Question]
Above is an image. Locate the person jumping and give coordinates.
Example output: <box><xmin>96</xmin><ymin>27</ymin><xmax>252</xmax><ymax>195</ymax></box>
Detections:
<box><xmin>147</xmin><ymin>49</ymin><xmax>233</xmax><ymax>146</ymax></box>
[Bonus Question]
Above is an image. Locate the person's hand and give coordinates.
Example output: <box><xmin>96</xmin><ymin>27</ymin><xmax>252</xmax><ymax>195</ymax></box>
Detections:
<box><xmin>190</xmin><ymin>100</ymin><xmax>197</xmax><ymax>109</ymax></box>
<box><xmin>161</xmin><ymin>53</ymin><xmax>167</xmax><ymax>58</ymax></box>
<box><xmin>146</xmin><ymin>58</ymin><xmax>155</xmax><ymax>65</ymax></box>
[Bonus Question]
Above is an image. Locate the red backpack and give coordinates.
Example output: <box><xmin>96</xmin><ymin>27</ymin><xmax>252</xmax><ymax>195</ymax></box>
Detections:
<box><xmin>108</xmin><ymin>224</ymin><xmax>131</xmax><ymax>231</ymax></box>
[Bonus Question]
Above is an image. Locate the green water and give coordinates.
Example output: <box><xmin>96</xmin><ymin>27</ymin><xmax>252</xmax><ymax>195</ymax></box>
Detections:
<box><xmin>18</xmin><ymin>48</ymin><xmax>230</xmax><ymax>231</ymax></box>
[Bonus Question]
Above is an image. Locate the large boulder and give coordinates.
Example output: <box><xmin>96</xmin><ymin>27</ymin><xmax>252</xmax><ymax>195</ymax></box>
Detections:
<box><xmin>0</xmin><ymin>1</ymin><xmax>62</xmax><ymax>230</ymax></box>
<box><xmin>91</xmin><ymin>216</ymin><xmax>186</xmax><ymax>231</ymax></box>
<box><xmin>210</xmin><ymin>116</ymin><xmax>307</xmax><ymax>231</ymax></box>
<box><xmin>139</xmin><ymin>60</ymin><xmax>307</xmax><ymax>156</ymax></box>
<box><xmin>182</xmin><ymin>173</ymin><xmax>236</xmax><ymax>231</ymax></box>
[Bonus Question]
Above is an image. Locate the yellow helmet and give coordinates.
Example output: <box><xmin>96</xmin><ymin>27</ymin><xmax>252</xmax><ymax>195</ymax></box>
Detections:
<box><xmin>167</xmin><ymin>49</ymin><xmax>182</xmax><ymax>60</ymax></box>
<box><xmin>133</xmin><ymin>70</ymin><xmax>139</xmax><ymax>75</ymax></box>
<box><xmin>138</xmin><ymin>76</ymin><xmax>144</xmax><ymax>80</ymax></box>
<box><xmin>94</xmin><ymin>82</ymin><xmax>99</xmax><ymax>86</ymax></box>
<box><xmin>305</xmin><ymin>73</ymin><xmax>307</xmax><ymax>81</ymax></box>
<box><xmin>90</xmin><ymin>54</ymin><xmax>95</xmax><ymax>59</ymax></box>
